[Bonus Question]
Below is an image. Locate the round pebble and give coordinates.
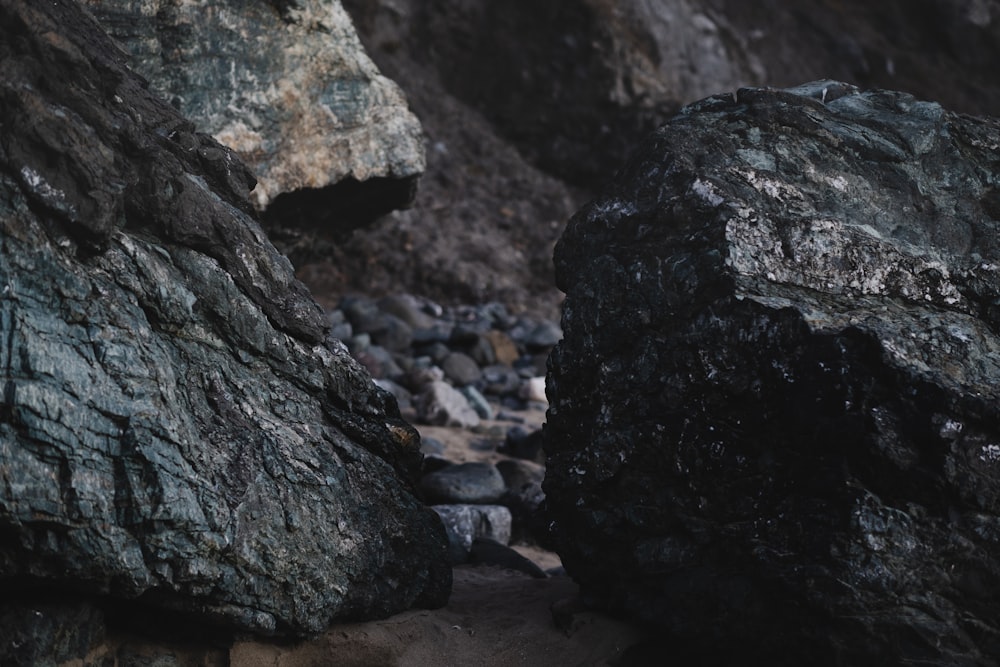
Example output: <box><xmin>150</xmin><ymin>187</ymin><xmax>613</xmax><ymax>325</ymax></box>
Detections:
<box><xmin>378</xmin><ymin>294</ymin><xmax>437</xmax><ymax>329</ymax></box>
<box><xmin>421</xmin><ymin>462</ymin><xmax>506</xmax><ymax>503</ymax></box>
<box><xmin>442</xmin><ymin>351</ymin><xmax>482</xmax><ymax>386</ymax></box>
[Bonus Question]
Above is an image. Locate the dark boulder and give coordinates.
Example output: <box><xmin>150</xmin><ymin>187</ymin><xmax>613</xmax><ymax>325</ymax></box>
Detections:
<box><xmin>0</xmin><ymin>0</ymin><xmax>449</xmax><ymax>650</ymax></box>
<box><xmin>545</xmin><ymin>81</ymin><xmax>1000</xmax><ymax>665</ymax></box>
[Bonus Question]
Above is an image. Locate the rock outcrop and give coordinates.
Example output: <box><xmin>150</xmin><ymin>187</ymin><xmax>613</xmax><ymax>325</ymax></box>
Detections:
<box><xmin>545</xmin><ymin>81</ymin><xmax>1000</xmax><ymax>665</ymax></box>
<box><xmin>86</xmin><ymin>0</ymin><xmax>424</xmax><ymax>230</ymax></box>
<box><xmin>0</xmin><ymin>0</ymin><xmax>449</xmax><ymax>657</ymax></box>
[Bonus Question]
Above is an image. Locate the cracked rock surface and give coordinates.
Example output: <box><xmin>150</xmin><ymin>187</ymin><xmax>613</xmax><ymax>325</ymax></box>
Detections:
<box><xmin>0</xmin><ymin>0</ymin><xmax>449</xmax><ymax>644</ymax></box>
<box><xmin>545</xmin><ymin>81</ymin><xmax>1000</xmax><ymax>665</ymax></box>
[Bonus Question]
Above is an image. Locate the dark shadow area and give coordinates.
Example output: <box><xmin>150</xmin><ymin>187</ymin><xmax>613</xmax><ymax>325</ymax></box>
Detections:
<box><xmin>262</xmin><ymin>174</ymin><xmax>419</xmax><ymax>239</ymax></box>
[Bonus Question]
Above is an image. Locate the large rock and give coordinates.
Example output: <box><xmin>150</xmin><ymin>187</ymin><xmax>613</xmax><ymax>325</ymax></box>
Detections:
<box><xmin>545</xmin><ymin>81</ymin><xmax>1000</xmax><ymax>665</ymax></box>
<box><xmin>0</xmin><ymin>0</ymin><xmax>449</xmax><ymax>650</ymax></box>
<box><xmin>86</xmin><ymin>0</ymin><xmax>424</xmax><ymax>228</ymax></box>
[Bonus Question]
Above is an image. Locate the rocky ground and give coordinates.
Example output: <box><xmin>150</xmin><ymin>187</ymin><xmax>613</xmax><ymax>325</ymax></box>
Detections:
<box><xmin>229</xmin><ymin>565</ymin><xmax>647</xmax><ymax>666</ymax></box>
<box><xmin>240</xmin><ymin>293</ymin><xmax>651</xmax><ymax>665</ymax></box>
<box><xmin>313</xmin><ymin>293</ymin><xmax>657</xmax><ymax>664</ymax></box>
<box><xmin>231</xmin><ymin>291</ymin><xmax>653</xmax><ymax>666</ymax></box>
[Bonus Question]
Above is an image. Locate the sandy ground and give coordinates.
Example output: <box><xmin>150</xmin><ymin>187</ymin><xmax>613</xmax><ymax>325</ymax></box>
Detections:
<box><xmin>231</xmin><ymin>565</ymin><xmax>644</xmax><ymax>667</ymax></box>
<box><xmin>413</xmin><ymin>405</ymin><xmax>546</xmax><ymax>465</ymax></box>
<box><xmin>229</xmin><ymin>407</ymin><xmax>648</xmax><ymax>666</ymax></box>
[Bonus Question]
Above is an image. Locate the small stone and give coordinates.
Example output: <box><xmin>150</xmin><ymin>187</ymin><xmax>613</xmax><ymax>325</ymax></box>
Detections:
<box><xmin>482</xmin><ymin>302</ymin><xmax>516</xmax><ymax>330</ymax></box>
<box><xmin>419</xmin><ymin>436</ymin><xmax>445</xmax><ymax>456</ymax></box>
<box><xmin>449</xmin><ymin>324</ymin><xmax>482</xmax><ymax>345</ymax></box>
<box><xmin>411</xmin><ymin>323</ymin><xmax>454</xmax><ymax>344</ymax></box>
<box><xmin>501</xmin><ymin>396</ymin><xmax>530</xmax><ymax>411</ymax></box>
<box><xmin>506</xmin><ymin>480</ymin><xmax>546</xmax><ymax>516</ymax></box>
<box><xmin>417</xmin><ymin>341</ymin><xmax>451</xmax><ymax>365</ymax></box>
<box><xmin>327</xmin><ymin>309</ymin><xmax>353</xmax><ymax>340</ymax></box>
<box><xmin>346</xmin><ymin>332</ymin><xmax>371</xmax><ymax>354</ymax></box>
<box><xmin>514</xmin><ymin>356</ymin><xmax>543</xmax><ymax>378</ymax></box>
<box><xmin>520</xmin><ymin>376</ymin><xmax>548</xmax><ymax>404</ymax></box>
<box><xmin>481</xmin><ymin>365</ymin><xmax>522</xmax><ymax>396</ymax></box>
<box><xmin>416</xmin><ymin>380</ymin><xmax>480</xmax><ymax>428</ymax></box>
<box><xmin>527</xmin><ymin>320</ymin><xmax>563</xmax><ymax>349</ymax></box>
<box><xmin>371</xmin><ymin>314</ymin><xmax>412</xmax><ymax>352</ymax></box>
<box><xmin>328</xmin><ymin>309</ymin><xmax>347</xmax><ymax>326</ymax></box>
<box><xmin>410</xmin><ymin>355</ymin><xmax>434</xmax><ymax>370</ymax></box>
<box><xmin>393</xmin><ymin>355</ymin><xmax>417</xmax><ymax>374</ymax></box>
<box><xmin>467</xmin><ymin>334</ymin><xmax>497</xmax><ymax>367</ymax></box>
<box><xmin>329</xmin><ymin>320</ymin><xmax>353</xmax><ymax>341</ymax></box>
<box><xmin>527</xmin><ymin>353</ymin><xmax>550</xmax><ymax>377</ymax></box>
<box><xmin>378</xmin><ymin>294</ymin><xmax>436</xmax><ymax>329</ymax></box>
<box><xmin>483</xmin><ymin>329</ymin><xmax>521</xmax><ymax>366</ymax></box>
<box><xmin>421</xmin><ymin>462</ymin><xmax>506</xmax><ymax>503</ymax></box>
<box><xmin>342</xmin><ymin>296</ymin><xmax>386</xmax><ymax>335</ymax></box>
<box><xmin>373</xmin><ymin>378</ymin><xmax>412</xmax><ymax>409</ymax></box>
<box><xmin>459</xmin><ymin>385</ymin><xmax>495</xmax><ymax>420</ymax></box>
<box><xmin>421</xmin><ymin>455</ymin><xmax>452</xmax><ymax>475</ymax></box>
<box><xmin>405</xmin><ymin>366</ymin><xmax>445</xmax><ymax>392</ymax></box>
<box><xmin>356</xmin><ymin>345</ymin><xmax>403</xmax><ymax>379</ymax></box>
<box><xmin>431</xmin><ymin>504</ymin><xmax>513</xmax><ymax>564</ymax></box>
<box><xmin>497</xmin><ymin>459</ymin><xmax>546</xmax><ymax>515</ymax></box>
<box><xmin>442</xmin><ymin>352</ymin><xmax>482</xmax><ymax>386</ymax></box>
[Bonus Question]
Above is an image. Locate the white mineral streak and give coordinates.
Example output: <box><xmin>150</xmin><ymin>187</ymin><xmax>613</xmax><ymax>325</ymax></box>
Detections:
<box><xmin>939</xmin><ymin>419</ymin><xmax>964</xmax><ymax>439</ymax></box>
<box><xmin>726</xmin><ymin>209</ymin><xmax>965</xmax><ymax>308</ymax></box>
<box><xmin>690</xmin><ymin>178</ymin><xmax>725</xmax><ymax>206</ymax></box>
<box><xmin>596</xmin><ymin>198</ymin><xmax>638</xmax><ymax>218</ymax></box>
<box><xmin>20</xmin><ymin>165</ymin><xmax>69</xmax><ymax>208</ymax></box>
<box><xmin>825</xmin><ymin>174</ymin><xmax>849</xmax><ymax>192</ymax></box>
<box><xmin>735</xmin><ymin>167</ymin><xmax>800</xmax><ymax>201</ymax></box>
<box><xmin>980</xmin><ymin>444</ymin><xmax>1000</xmax><ymax>463</ymax></box>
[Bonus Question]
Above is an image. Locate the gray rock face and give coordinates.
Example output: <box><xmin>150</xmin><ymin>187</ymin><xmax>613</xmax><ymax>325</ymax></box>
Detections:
<box><xmin>431</xmin><ymin>505</ymin><xmax>512</xmax><ymax>565</ymax></box>
<box><xmin>86</xmin><ymin>0</ymin><xmax>424</xmax><ymax>227</ymax></box>
<box><xmin>545</xmin><ymin>81</ymin><xmax>1000</xmax><ymax>665</ymax></box>
<box><xmin>0</xmin><ymin>0</ymin><xmax>448</xmax><ymax>644</ymax></box>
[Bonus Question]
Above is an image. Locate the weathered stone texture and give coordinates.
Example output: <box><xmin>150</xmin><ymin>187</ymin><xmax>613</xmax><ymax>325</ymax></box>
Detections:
<box><xmin>0</xmin><ymin>0</ymin><xmax>449</xmax><ymax>645</ymax></box>
<box><xmin>545</xmin><ymin>81</ymin><xmax>1000</xmax><ymax>664</ymax></box>
<box><xmin>86</xmin><ymin>0</ymin><xmax>425</xmax><ymax>212</ymax></box>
